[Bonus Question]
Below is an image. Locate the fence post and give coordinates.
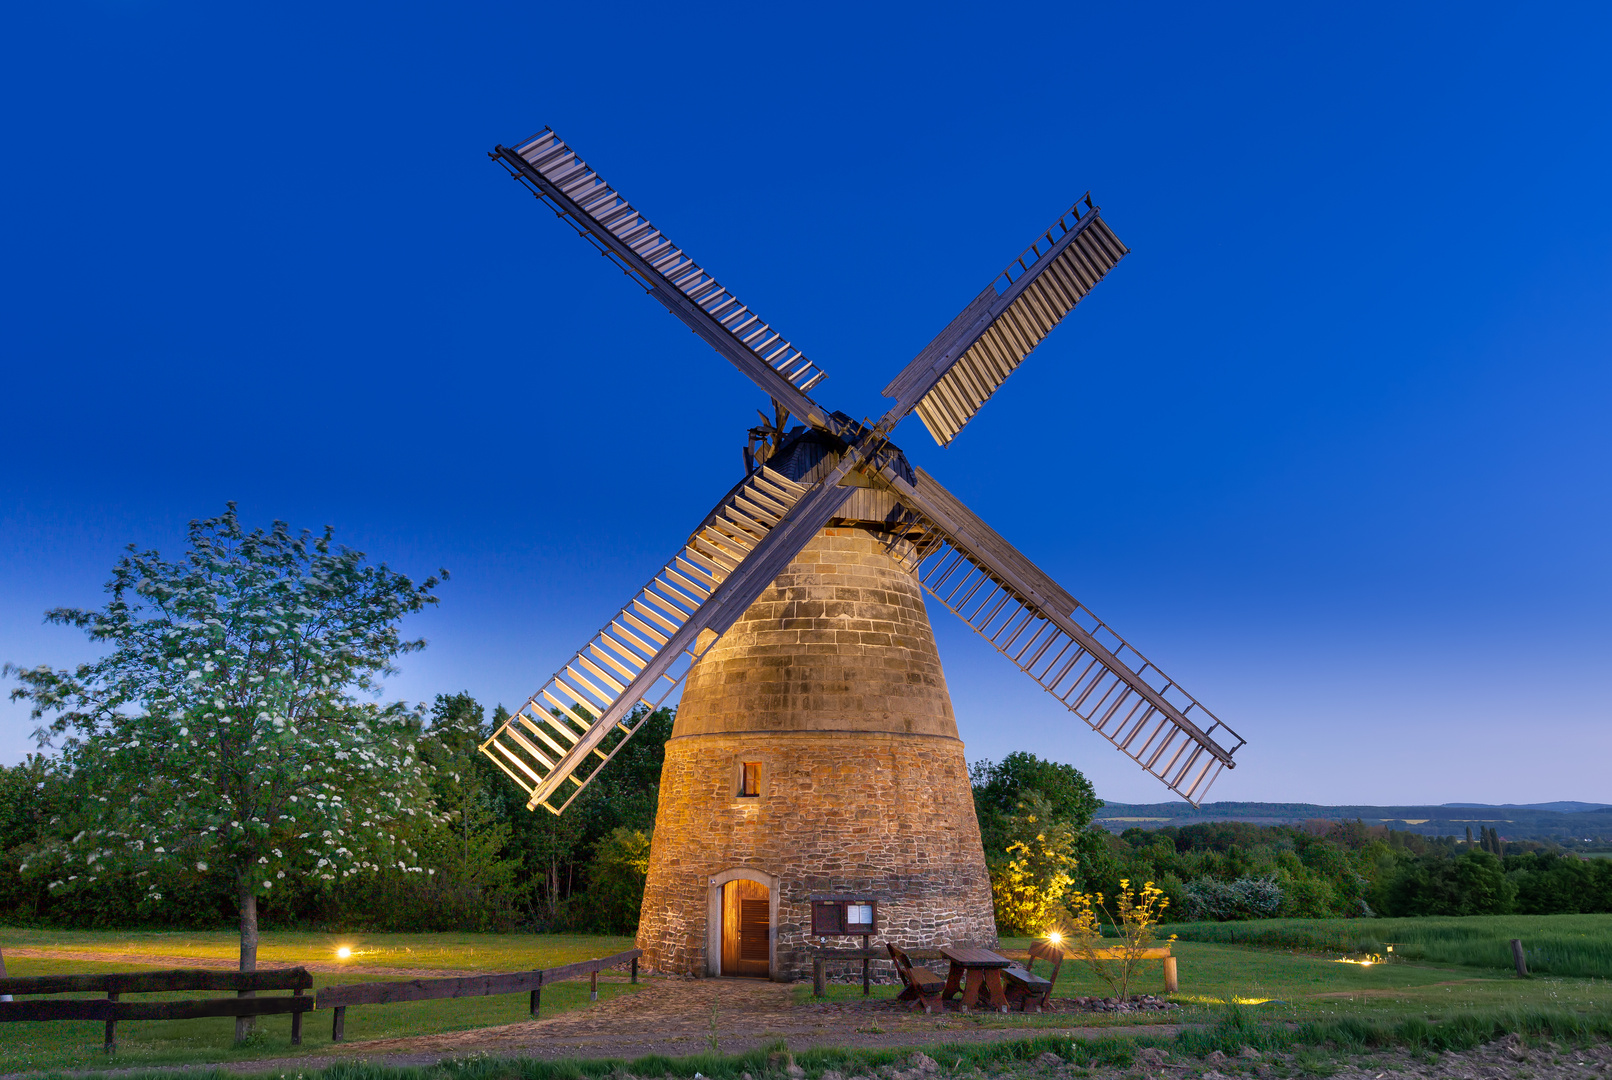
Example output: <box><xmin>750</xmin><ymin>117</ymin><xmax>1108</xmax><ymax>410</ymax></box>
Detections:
<box><xmin>630</xmin><ymin>956</ymin><xmax>638</xmax><ymax>984</ymax></box>
<box><xmin>590</xmin><ymin>968</ymin><xmax>598</xmax><ymax>1002</ymax></box>
<box><xmin>862</xmin><ymin>934</ymin><xmax>870</xmax><ymax>995</ymax></box>
<box><xmin>104</xmin><ymin>991</ymin><xmax>118</xmax><ymax>1053</ymax></box>
<box><xmin>813</xmin><ymin>957</ymin><xmax>825</xmax><ymax>997</ymax></box>
<box><xmin>530</xmin><ymin>971</ymin><xmax>542</xmax><ymax>1018</ymax></box>
<box><xmin>291</xmin><ymin>987</ymin><xmax>304</xmax><ymax>1045</ymax></box>
<box><xmin>1163</xmin><ymin>956</ymin><xmax>1179</xmax><ymax>994</ymax></box>
<box><xmin>331</xmin><ymin>1005</ymin><xmax>346</xmax><ymax>1043</ymax></box>
<box><xmin>1511</xmin><ymin>939</ymin><xmax>1528</xmax><ymax>978</ymax></box>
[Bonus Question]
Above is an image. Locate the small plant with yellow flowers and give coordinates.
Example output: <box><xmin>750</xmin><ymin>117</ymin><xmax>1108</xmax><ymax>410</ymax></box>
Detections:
<box><xmin>1059</xmin><ymin>879</ymin><xmax>1176</xmax><ymax>1002</ymax></box>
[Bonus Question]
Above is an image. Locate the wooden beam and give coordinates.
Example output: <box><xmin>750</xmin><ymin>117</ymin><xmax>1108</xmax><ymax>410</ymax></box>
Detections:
<box><xmin>493</xmin><ymin>144</ymin><xmax>835</xmax><ymax>434</ymax></box>
<box><xmin>0</xmin><ymin>968</ymin><xmax>312</xmax><ymax>997</ymax></box>
<box><xmin>0</xmin><ymin>996</ymin><xmax>315</xmax><ymax>1022</ymax></box>
<box><xmin>314</xmin><ymin>949</ymin><xmax>643</xmax><ymax>1010</ymax></box>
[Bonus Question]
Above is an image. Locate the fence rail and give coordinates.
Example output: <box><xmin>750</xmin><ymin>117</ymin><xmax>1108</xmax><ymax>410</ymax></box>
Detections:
<box><xmin>0</xmin><ymin>966</ymin><xmax>314</xmax><ymax>1052</ymax></box>
<box><xmin>0</xmin><ymin>948</ymin><xmax>643</xmax><ymax>1051</ymax></box>
<box><xmin>318</xmin><ymin>948</ymin><xmax>641</xmax><ymax>1042</ymax></box>
<box><xmin>0</xmin><ymin>968</ymin><xmax>312</xmax><ymax>996</ymax></box>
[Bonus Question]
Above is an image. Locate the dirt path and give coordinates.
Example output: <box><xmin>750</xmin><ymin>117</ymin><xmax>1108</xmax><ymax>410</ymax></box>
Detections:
<box><xmin>0</xmin><ymin>977</ymin><xmax>1185</xmax><ymax>1078</ymax></box>
<box><xmin>331</xmin><ymin>976</ymin><xmax>1183</xmax><ymax>1061</ymax></box>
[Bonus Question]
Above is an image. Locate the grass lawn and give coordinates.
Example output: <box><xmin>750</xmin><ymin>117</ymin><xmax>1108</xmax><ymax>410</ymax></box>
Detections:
<box><xmin>0</xmin><ymin>931</ymin><xmax>641</xmax><ymax>1074</ymax></box>
<box><xmin>1165</xmin><ymin>913</ymin><xmax>1612</xmax><ymax>978</ymax></box>
<box><xmin>805</xmin><ymin>936</ymin><xmax>1612</xmax><ymax>1030</ymax></box>
<box><xmin>0</xmin><ymin>927</ymin><xmax>636</xmax><ymax>972</ymax></box>
<box><xmin>7</xmin><ymin>925</ymin><xmax>1612</xmax><ymax>1074</ymax></box>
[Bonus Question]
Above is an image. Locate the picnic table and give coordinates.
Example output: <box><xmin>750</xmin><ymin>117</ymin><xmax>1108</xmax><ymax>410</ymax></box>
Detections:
<box><xmin>938</xmin><ymin>946</ymin><xmax>1011</xmax><ymax>1012</ymax></box>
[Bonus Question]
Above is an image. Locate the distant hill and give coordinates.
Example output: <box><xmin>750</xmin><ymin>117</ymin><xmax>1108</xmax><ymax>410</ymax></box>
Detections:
<box><xmin>1094</xmin><ymin>800</ymin><xmax>1612</xmax><ymax>841</ymax></box>
<box><xmin>1442</xmin><ymin>801</ymin><xmax>1611</xmax><ymax>813</ymax></box>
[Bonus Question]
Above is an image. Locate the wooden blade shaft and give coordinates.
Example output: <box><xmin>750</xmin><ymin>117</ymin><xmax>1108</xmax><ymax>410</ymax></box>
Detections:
<box><xmin>877</xmin><ymin>466</ymin><xmax>1242</xmax><ymax>806</ymax></box>
<box><xmin>880</xmin><ymin>200</ymin><xmax>1128</xmax><ymax>447</ymax></box>
<box><xmin>493</xmin><ymin>131</ymin><xmax>835</xmax><ymax>434</ymax></box>
<box><xmin>481</xmin><ymin>465</ymin><xmax>857</xmax><ymax>814</ymax></box>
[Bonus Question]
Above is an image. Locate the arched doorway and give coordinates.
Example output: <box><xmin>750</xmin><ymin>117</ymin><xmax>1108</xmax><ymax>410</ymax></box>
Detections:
<box><xmin>705</xmin><ymin>868</ymin><xmax>777</xmax><ymax>978</ymax></box>
<box><xmin>721</xmin><ymin>880</ymin><xmax>770</xmax><ymax>978</ymax></box>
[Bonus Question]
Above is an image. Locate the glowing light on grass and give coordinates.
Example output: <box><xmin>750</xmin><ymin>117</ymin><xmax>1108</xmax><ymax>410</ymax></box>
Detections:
<box><xmin>1046</xmin><ymin>931</ymin><xmax>1064</xmax><ymax>946</ymax></box>
<box><xmin>336</xmin><ymin>946</ymin><xmax>352</xmax><ymax>960</ymax></box>
<box><xmin>1333</xmin><ymin>954</ymin><xmax>1384</xmax><ymax>966</ymax></box>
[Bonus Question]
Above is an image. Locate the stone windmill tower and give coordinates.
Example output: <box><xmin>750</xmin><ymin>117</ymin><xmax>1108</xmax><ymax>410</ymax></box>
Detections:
<box><xmin>482</xmin><ymin>129</ymin><xmax>1247</xmax><ymax>979</ymax></box>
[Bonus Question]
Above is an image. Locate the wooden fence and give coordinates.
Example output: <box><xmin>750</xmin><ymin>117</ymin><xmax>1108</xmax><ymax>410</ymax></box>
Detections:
<box><xmin>0</xmin><ymin>968</ymin><xmax>315</xmax><ymax>1052</ymax></box>
<box><xmin>0</xmin><ymin>948</ymin><xmax>642</xmax><ymax>1051</ymax></box>
<box><xmin>316</xmin><ymin>948</ymin><xmax>640</xmax><ymax>1042</ymax></box>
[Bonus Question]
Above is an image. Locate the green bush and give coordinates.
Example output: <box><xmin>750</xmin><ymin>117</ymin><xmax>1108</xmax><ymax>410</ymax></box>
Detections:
<box><xmin>1180</xmin><ymin>876</ymin><xmax>1284</xmax><ymax>921</ymax></box>
<box><xmin>578</xmin><ymin>827</ymin><xmax>653</xmax><ymax>934</ymax></box>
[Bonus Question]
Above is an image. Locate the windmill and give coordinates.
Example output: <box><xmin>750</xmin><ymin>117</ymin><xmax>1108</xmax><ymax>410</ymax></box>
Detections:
<box><xmin>482</xmin><ymin>128</ymin><xmax>1246</xmax><ymax>978</ymax></box>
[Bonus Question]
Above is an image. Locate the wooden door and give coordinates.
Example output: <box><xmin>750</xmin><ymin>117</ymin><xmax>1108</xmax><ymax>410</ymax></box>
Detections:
<box><xmin>720</xmin><ymin>879</ymin><xmax>770</xmax><ymax>977</ymax></box>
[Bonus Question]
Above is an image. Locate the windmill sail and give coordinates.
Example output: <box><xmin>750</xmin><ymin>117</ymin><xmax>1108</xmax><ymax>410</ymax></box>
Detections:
<box><xmin>493</xmin><ymin>130</ymin><xmax>834</xmax><ymax>433</ymax></box>
<box><xmin>488</xmin><ymin>126</ymin><xmax>1245</xmax><ymax>812</ymax></box>
<box><xmin>877</xmin><ymin>466</ymin><xmax>1242</xmax><ymax>805</ymax></box>
<box><xmin>881</xmin><ymin>199</ymin><xmax>1129</xmax><ymax>447</ymax></box>
<box><xmin>482</xmin><ymin>466</ymin><xmax>855</xmax><ymax>814</ymax></box>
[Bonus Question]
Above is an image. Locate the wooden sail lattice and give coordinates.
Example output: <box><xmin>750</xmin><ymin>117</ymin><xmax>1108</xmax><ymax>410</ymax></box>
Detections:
<box><xmin>881</xmin><ymin>198</ymin><xmax>1129</xmax><ymax>447</ymax></box>
<box><xmin>881</xmin><ymin>469</ymin><xmax>1242</xmax><ymax>805</ymax></box>
<box><xmin>505</xmin><ymin>129</ymin><xmax>829</xmax><ymax>397</ymax></box>
<box><xmin>490</xmin><ymin>125</ymin><xmax>1246</xmax><ymax>810</ymax></box>
<box><xmin>481</xmin><ymin>466</ymin><xmax>810</xmax><ymax>814</ymax></box>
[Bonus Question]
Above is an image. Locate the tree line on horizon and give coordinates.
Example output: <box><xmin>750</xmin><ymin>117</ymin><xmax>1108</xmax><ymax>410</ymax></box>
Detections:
<box><xmin>0</xmin><ymin>507</ymin><xmax>1605</xmax><ymax>946</ymax></box>
<box><xmin>5</xmin><ymin>724</ymin><xmax>1608</xmax><ymax>937</ymax></box>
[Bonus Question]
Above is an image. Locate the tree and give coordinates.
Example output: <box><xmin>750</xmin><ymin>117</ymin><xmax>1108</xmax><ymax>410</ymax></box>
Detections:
<box><xmin>420</xmin><ymin>693</ymin><xmax>512</xmax><ymax>884</ymax></box>
<box><xmin>584</xmin><ymin>826</ymin><xmax>654</xmax><ymax>933</ymax></box>
<box><xmin>5</xmin><ymin>507</ymin><xmax>443</xmax><ymax>1038</ymax></box>
<box><xmin>384</xmin><ymin>692</ymin><xmax>520</xmax><ymax>930</ymax></box>
<box><xmin>971</xmin><ymin>751</ymin><xmax>1101</xmax><ymax>827</ymax></box>
<box><xmin>973</xmin><ymin>751</ymin><xmax>1105</xmax><ymax>897</ymax></box>
<box><xmin>493</xmin><ymin>704</ymin><xmax>674</xmax><ymax>926</ymax></box>
<box><xmin>0</xmin><ymin>755</ymin><xmax>58</xmax><ymax>918</ymax></box>
<box><xmin>986</xmin><ymin>791</ymin><xmax>1080</xmax><ymax>935</ymax></box>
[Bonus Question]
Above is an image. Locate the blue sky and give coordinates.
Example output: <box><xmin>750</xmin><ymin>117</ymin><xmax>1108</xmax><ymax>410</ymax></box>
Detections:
<box><xmin>2</xmin><ymin>2</ymin><xmax>1609</xmax><ymax>806</ymax></box>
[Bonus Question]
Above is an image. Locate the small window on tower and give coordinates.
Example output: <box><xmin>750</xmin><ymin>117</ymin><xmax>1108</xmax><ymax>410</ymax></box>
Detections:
<box><xmin>739</xmin><ymin>762</ymin><xmax>761</xmax><ymax>798</ymax></box>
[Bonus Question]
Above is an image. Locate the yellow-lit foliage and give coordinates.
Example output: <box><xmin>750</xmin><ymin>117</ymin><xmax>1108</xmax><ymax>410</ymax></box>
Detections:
<box><xmin>1063</xmin><ymin>878</ymin><xmax>1176</xmax><ymax>1001</ymax></box>
<box><xmin>989</xmin><ymin>830</ymin><xmax>1078</xmax><ymax>936</ymax></box>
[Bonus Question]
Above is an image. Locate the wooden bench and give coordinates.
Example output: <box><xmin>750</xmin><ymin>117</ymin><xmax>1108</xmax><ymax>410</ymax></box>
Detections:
<box><xmin>886</xmin><ymin>943</ymin><xmax>945</xmax><ymax>1013</ymax></box>
<box><xmin>1002</xmin><ymin>939</ymin><xmax>1062</xmax><ymax>1012</ymax></box>
<box><xmin>0</xmin><ymin>967</ymin><xmax>314</xmax><ymax>1052</ymax></box>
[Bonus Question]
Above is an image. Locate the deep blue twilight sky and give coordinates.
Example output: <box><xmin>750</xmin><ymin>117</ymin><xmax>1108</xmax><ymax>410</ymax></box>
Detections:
<box><xmin>3</xmin><ymin>4</ymin><xmax>1609</xmax><ymax>806</ymax></box>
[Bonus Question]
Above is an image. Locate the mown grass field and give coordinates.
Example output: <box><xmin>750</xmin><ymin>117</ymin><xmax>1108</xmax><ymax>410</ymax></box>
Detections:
<box><xmin>4</xmin><ymin>920</ymin><xmax>1612</xmax><ymax>1073</ymax></box>
<box><xmin>0</xmin><ymin>931</ymin><xmax>639</xmax><ymax>1074</ymax></box>
<box><xmin>1166</xmin><ymin>913</ymin><xmax>1612</xmax><ymax>978</ymax></box>
<box><xmin>0</xmin><ymin>928</ymin><xmax>636</xmax><ymax>972</ymax></box>
<box><xmin>807</xmin><ymin>935</ymin><xmax>1610</xmax><ymax>1028</ymax></box>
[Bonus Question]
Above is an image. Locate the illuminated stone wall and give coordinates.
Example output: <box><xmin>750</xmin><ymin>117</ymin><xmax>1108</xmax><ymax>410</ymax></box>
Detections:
<box><xmin>637</xmin><ymin>527</ymin><xmax>996</xmax><ymax>978</ymax></box>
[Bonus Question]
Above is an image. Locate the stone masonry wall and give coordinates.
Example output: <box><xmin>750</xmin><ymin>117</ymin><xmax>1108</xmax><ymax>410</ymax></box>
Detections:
<box><xmin>637</xmin><ymin>527</ymin><xmax>996</xmax><ymax>979</ymax></box>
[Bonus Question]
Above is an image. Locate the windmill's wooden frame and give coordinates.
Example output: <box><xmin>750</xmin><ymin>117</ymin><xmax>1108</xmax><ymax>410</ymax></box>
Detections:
<box><xmin>480</xmin><ymin>127</ymin><xmax>1246</xmax><ymax>976</ymax></box>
